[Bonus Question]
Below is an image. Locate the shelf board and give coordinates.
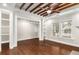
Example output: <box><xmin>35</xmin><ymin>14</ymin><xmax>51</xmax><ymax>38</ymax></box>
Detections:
<box><xmin>0</xmin><ymin>34</ymin><xmax>9</xmax><ymax>35</ymax></box>
<box><xmin>2</xmin><ymin>18</ymin><xmax>9</xmax><ymax>21</ymax></box>
<box><xmin>1</xmin><ymin>26</ymin><xmax>9</xmax><ymax>27</ymax></box>
<box><xmin>1</xmin><ymin>26</ymin><xmax>9</xmax><ymax>28</ymax></box>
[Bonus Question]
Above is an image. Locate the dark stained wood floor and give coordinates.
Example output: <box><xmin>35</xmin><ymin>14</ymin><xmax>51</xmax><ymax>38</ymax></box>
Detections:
<box><xmin>0</xmin><ymin>39</ymin><xmax>79</xmax><ymax>55</ymax></box>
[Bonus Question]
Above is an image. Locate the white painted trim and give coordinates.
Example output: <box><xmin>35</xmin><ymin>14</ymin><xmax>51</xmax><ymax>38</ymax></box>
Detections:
<box><xmin>46</xmin><ymin>37</ymin><xmax>79</xmax><ymax>48</ymax></box>
<box><xmin>39</xmin><ymin>19</ymin><xmax>44</xmax><ymax>41</ymax></box>
<box><xmin>9</xmin><ymin>11</ymin><xmax>14</xmax><ymax>49</ymax></box>
<box><xmin>1</xmin><ymin>37</ymin><xmax>39</xmax><ymax>44</ymax></box>
<box><xmin>0</xmin><ymin>10</ymin><xmax>1</xmax><ymax>52</ymax></box>
<box><xmin>17</xmin><ymin>38</ymin><xmax>38</xmax><ymax>41</ymax></box>
<box><xmin>13</xmin><ymin>15</ymin><xmax>17</xmax><ymax>48</ymax></box>
<box><xmin>39</xmin><ymin>20</ymin><xmax>42</xmax><ymax>40</ymax></box>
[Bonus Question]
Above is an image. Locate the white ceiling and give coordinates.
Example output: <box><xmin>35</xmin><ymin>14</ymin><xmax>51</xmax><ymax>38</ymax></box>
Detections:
<box><xmin>0</xmin><ymin>3</ymin><xmax>79</xmax><ymax>20</ymax></box>
<box><xmin>0</xmin><ymin>3</ymin><xmax>16</xmax><ymax>8</ymax></box>
<box><xmin>15</xmin><ymin>3</ymin><xmax>49</xmax><ymax>13</ymax></box>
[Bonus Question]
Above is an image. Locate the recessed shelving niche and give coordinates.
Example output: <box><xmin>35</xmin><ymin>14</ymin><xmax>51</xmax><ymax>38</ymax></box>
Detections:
<box><xmin>1</xmin><ymin>12</ymin><xmax>10</xmax><ymax>42</ymax></box>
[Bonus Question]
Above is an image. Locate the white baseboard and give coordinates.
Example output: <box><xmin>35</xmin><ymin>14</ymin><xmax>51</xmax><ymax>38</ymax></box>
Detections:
<box><xmin>17</xmin><ymin>38</ymin><xmax>37</xmax><ymax>41</ymax></box>
<box><xmin>1</xmin><ymin>37</ymin><xmax>38</xmax><ymax>44</ymax></box>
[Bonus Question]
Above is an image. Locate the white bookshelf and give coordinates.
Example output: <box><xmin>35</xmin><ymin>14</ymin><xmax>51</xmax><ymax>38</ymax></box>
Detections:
<box><xmin>0</xmin><ymin>9</ymin><xmax>14</xmax><ymax>51</ymax></box>
<box><xmin>1</xmin><ymin>13</ymin><xmax>10</xmax><ymax>43</ymax></box>
<box><xmin>0</xmin><ymin>9</ymin><xmax>13</xmax><ymax>51</ymax></box>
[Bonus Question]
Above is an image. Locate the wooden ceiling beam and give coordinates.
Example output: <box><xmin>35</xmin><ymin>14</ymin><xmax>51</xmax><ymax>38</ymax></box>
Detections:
<box><xmin>42</xmin><ymin>3</ymin><xmax>69</xmax><ymax>15</ymax></box>
<box><xmin>42</xmin><ymin>3</ymin><xmax>72</xmax><ymax>16</ymax></box>
<box><xmin>30</xmin><ymin>3</ymin><xmax>44</xmax><ymax>12</ymax></box>
<box><xmin>25</xmin><ymin>3</ymin><xmax>34</xmax><ymax>11</ymax></box>
<box><xmin>50</xmin><ymin>3</ymin><xmax>70</xmax><ymax>14</ymax></box>
<box><xmin>40</xmin><ymin>11</ymin><xmax>48</xmax><ymax>15</ymax></box>
<box><xmin>43</xmin><ymin>13</ymin><xmax>48</xmax><ymax>16</ymax></box>
<box><xmin>38</xmin><ymin>3</ymin><xmax>61</xmax><ymax>15</ymax></box>
<box><xmin>37</xmin><ymin>7</ymin><xmax>49</xmax><ymax>15</ymax></box>
<box><xmin>41</xmin><ymin>3</ymin><xmax>78</xmax><ymax>16</ymax></box>
<box><xmin>40</xmin><ymin>3</ymin><xmax>61</xmax><ymax>16</ymax></box>
<box><xmin>50</xmin><ymin>3</ymin><xmax>62</xmax><ymax>10</ymax></box>
<box><xmin>20</xmin><ymin>3</ymin><xmax>26</xmax><ymax>9</ymax></box>
<box><xmin>58</xmin><ymin>3</ymin><xmax>70</xmax><ymax>8</ymax></box>
<box><xmin>56</xmin><ymin>3</ymin><xmax>78</xmax><ymax>11</ymax></box>
<box><xmin>50</xmin><ymin>3</ymin><xmax>78</xmax><ymax>16</ymax></box>
<box><xmin>40</xmin><ymin>12</ymin><xmax>47</xmax><ymax>16</ymax></box>
<box><xmin>34</xmin><ymin>3</ymin><xmax>52</xmax><ymax>14</ymax></box>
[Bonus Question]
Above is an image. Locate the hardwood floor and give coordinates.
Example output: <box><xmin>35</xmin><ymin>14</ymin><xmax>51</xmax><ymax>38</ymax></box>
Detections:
<box><xmin>0</xmin><ymin>39</ymin><xmax>79</xmax><ymax>55</ymax></box>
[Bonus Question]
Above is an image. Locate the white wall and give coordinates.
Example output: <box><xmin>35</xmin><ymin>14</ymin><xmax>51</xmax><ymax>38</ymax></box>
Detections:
<box><xmin>44</xmin><ymin>4</ymin><xmax>79</xmax><ymax>40</ymax></box>
<box><xmin>53</xmin><ymin>12</ymin><xmax>79</xmax><ymax>40</ymax></box>
<box><xmin>71</xmin><ymin>13</ymin><xmax>79</xmax><ymax>40</ymax></box>
<box><xmin>44</xmin><ymin>20</ymin><xmax>54</xmax><ymax>39</ymax></box>
<box><xmin>43</xmin><ymin>10</ymin><xmax>79</xmax><ymax>47</ymax></box>
<box><xmin>17</xmin><ymin>18</ymin><xmax>39</xmax><ymax>41</ymax></box>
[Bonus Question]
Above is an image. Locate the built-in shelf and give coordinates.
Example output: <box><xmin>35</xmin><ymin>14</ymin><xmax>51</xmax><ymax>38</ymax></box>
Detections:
<box><xmin>0</xmin><ymin>11</ymin><xmax>10</xmax><ymax>44</ymax></box>
<box><xmin>1</xmin><ymin>26</ymin><xmax>9</xmax><ymax>28</ymax></box>
<box><xmin>2</xmin><ymin>18</ymin><xmax>9</xmax><ymax>21</ymax></box>
<box><xmin>0</xmin><ymin>34</ymin><xmax>9</xmax><ymax>35</ymax></box>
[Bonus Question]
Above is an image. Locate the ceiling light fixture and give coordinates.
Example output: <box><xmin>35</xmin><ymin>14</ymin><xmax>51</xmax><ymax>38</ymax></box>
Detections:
<box><xmin>3</xmin><ymin>3</ymin><xmax>7</xmax><ymax>7</ymax></box>
<box><xmin>47</xmin><ymin>10</ymin><xmax>52</xmax><ymax>14</ymax></box>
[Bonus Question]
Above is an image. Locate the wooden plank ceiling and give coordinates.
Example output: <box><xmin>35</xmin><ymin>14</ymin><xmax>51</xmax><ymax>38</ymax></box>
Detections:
<box><xmin>17</xmin><ymin>3</ymin><xmax>79</xmax><ymax>17</ymax></box>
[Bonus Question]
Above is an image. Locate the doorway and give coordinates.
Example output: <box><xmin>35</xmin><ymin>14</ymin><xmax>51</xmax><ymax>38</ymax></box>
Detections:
<box><xmin>15</xmin><ymin>16</ymin><xmax>39</xmax><ymax>47</ymax></box>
